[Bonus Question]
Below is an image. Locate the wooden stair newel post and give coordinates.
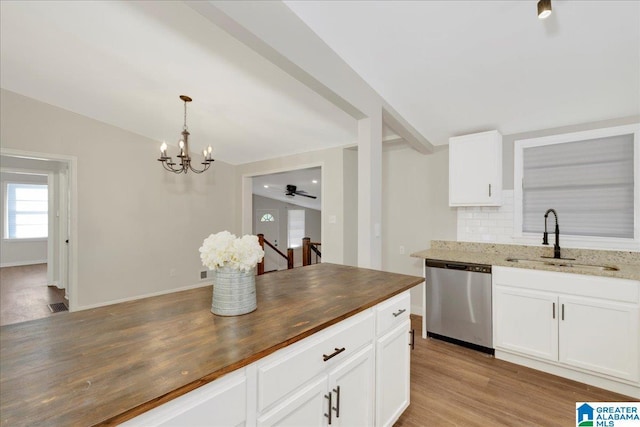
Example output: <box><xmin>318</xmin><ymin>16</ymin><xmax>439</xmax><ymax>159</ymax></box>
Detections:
<box><xmin>302</xmin><ymin>237</ymin><xmax>311</xmax><ymax>266</ymax></box>
<box><xmin>257</xmin><ymin>234</ymin><xmax>265</xmax><ymax>275</ymax></box>
<box><xmin>287</xmin><ymin>248</ymin><xmax>294</xmax><ymax>269</ymax></box>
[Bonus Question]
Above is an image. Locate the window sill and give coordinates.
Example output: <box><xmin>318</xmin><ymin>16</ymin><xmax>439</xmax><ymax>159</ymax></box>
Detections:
<box><xmin>3</xmin><ymin>238</ymin><xmax>48</xmax><ymax>243</ymax></box>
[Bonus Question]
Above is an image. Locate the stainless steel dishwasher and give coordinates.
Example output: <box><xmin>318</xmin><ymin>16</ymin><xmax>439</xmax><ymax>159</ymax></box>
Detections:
<box><xmin>425</xmin><ymin>259</ymin><xmax>493</xmax><ymax>354</ymax></box>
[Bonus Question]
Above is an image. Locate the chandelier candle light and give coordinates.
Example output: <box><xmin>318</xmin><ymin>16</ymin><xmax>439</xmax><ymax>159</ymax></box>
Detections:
<box><xmin>158</xmin><ymin>95</ymin><xmax>214</xmax><ymax>174</ymax></box>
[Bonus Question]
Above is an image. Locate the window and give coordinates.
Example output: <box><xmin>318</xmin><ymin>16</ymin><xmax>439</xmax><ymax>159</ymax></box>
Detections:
<box><xmin>514</xmin><ymin>124</ymin><xmax>639</xmax><ymax>249</ymax></box>
<box><xmin>287</xmin><ymin>210</ymin><xmax>305</xmax><ymax>248</ymax></box>
<box><xmin>5</xmin><ymin>183</ymin><xmax>48</xmax><ymax>239</ymax></box>
<box><xmin>260</xmin><ymin>213</ymin><xmax>275</xmax><ymax>222</ymax></box>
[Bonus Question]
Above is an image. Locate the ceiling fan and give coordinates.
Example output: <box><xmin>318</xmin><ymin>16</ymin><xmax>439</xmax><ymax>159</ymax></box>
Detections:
<box><xmin>285</xmin><ymin>185</ymin><xmax>317</xmax><ymax>199</ymax></box>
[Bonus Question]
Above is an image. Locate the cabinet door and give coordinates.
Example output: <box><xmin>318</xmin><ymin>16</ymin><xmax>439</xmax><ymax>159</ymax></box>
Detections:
<box><xmin>449</xmin><ymin>130</ymin><xmax>502</xmax><ymax>206</ymax></box>
<box><xmin>328</xmin><ymin>345</ymin><xmax>375</xmax><ymax>427</ymax></box>
<box><xmin>559</xmin><ymin>296</ymin><xmax>639</xmax><ymax>382</ymax></box>
<box><xmin>257</xmin><ymin>375</ymin><xmax>328</xmax><ymax>427</ymax></box>
<box><xmin>121</xmin><ymin>371</ymin><xmax>246</xmax><ymax>427</ymax></box>
<box><xmin>493</xmin><ymin>286</ymin><xmax>558</xmax><ymax>361</ymax></box>
<box><xmin>375</xmin><ymin>319</ymin><xmax>411</xmax><ymax>427</ymax></box>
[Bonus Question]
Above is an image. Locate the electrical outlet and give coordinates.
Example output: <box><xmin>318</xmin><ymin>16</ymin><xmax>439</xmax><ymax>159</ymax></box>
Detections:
<box><xmin>200</xmin><ymin>271</ymin><xmax>207</xmax><ymax>279</ymax></box>
<box><xmin>399</xmin><ymin>246</ymin><xmax>405</xmax><ymax>255</ymax></box>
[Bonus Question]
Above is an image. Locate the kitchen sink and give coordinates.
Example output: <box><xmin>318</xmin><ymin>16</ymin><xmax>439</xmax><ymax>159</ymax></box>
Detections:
<box><xmin>505</xmin><ymin>257</ymin><xmax>619</xmax><ymax>272</ymax></box>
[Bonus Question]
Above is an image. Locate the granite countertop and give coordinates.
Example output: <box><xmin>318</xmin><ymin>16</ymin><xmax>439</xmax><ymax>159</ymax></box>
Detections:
<box><xmin>411</xmin><ymin>241</ymin><xmax>640</xmax><ymax>281</ymax></box>
<box><xmin>0</xmin><ymin>263</ymin><xmax>423</xmax><ymax>426</ymax></box>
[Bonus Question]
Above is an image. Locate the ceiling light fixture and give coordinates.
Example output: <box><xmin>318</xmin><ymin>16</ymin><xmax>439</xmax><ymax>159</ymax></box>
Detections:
<box><xmin>537</xmin><ymin>0</ymin><xmax>552</xmax><ymax>19</ymax></box>
<box><xmin>158</xmin><ymin>95</ymin><xmax>214</xmax><ymax>174</ymax></box>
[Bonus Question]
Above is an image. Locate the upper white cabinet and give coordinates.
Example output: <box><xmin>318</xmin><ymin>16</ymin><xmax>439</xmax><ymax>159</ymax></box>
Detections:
<box><xmin>449</xmin><ymin>130</ymin><xmax>503</xmax><ymax>206</ymax></box>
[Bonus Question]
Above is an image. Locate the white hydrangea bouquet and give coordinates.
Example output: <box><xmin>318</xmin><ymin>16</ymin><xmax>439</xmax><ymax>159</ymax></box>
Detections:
<box><xmin>199</xmin><ymin>231</ymin><xmax>265</xmax><ymax>272</ymax></box>
<box><xmin>200</xmin><ymin>231</ymin><xmax>264</xmax><ymax>316</ymax></box>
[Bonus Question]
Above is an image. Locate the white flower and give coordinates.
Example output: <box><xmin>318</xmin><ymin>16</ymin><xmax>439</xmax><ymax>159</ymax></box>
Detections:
<box><xmin>199</xmin><ymin>231</ymin><xmax>265</xmax><ymax>272</ymax></box>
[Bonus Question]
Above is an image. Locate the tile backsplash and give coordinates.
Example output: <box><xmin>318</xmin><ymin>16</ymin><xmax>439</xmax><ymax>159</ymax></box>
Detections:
<box><xmin>456</xmin><ymin>190</ymin><xmax>514</xmax><ymax>243</ymax></box>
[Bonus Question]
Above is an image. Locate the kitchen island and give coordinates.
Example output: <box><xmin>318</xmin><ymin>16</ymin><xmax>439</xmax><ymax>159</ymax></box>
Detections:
<box><xmin>0</xmin><ymin>263</ymin><xmax>423</xmax><ymax>426</ymax></box>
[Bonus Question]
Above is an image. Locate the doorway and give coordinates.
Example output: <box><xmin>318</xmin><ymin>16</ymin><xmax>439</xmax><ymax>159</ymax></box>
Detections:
<box><xmin>0</xmin><ymin>149</ymin><xmax>76</xmax><ymax>324</ymax></box>
<box><xmin>248</xmin><ymin>166</ymin><xmax>322</xmax><ymax>269</ymax></box>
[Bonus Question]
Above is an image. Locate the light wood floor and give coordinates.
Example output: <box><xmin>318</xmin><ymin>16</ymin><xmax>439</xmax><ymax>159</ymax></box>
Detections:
<box><xmin>0</xmin><ymin>264</ymin><xmax>67</xmax><ymax>326</ymax></box>
<box><xmin>395</xmin><ymin>315</ymin><xmax>636</xmax><ymax>426</ymax></box>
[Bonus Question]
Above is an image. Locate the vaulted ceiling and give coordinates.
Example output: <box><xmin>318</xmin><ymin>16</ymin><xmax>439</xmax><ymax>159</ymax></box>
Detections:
<box><xmin>1</xmin><ymin>1</ymin><xmax>638</xmax><ymax>165</ymax></box>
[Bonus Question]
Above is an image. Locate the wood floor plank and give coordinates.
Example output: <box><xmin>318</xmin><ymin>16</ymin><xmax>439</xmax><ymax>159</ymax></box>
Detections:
<box><xmin>395</xmin><ymin>315</ymin><xmax>637</xmax><ymax>427</ymax></box>
<box><xmin>0</xmin><ymin>264</ymin><xmax>66</xmax><ymax>326</ymax></box>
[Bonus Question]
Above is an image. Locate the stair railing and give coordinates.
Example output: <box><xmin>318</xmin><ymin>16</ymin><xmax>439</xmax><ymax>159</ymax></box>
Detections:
<box><xmin>302</xmin><ymin>237</ymin><xmax>322</xmax><ymax>266</ymax></box>
<box><xmin>257</xmin><ymin>234</ymin><xmax>294</xmax><ymax>275</ymax></box>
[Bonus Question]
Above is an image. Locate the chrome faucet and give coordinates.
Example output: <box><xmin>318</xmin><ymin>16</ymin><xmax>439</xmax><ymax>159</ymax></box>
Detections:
<box><xmin>543</xmin><ymin>208</ymin><xmax>561</xmax><ymax>259</ymax></box>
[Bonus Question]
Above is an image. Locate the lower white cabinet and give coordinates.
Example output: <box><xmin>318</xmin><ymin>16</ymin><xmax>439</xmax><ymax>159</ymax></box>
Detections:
<box><xmin>493</xmin><ymin>266</ymin><xmax>640</xmax><ymax>396</ymax></box>
<box><xmin>374</xmin><ymin>291</ymin><xmax>412</xmax><ymax>427</ymax></box>
<box><xmin>123</xmin><ymin>291</ymin><xmax>413</xmax><ymax>426</ymax></box>
<box><xmin>375</xmin><ymin>319</ymin><xmax>411</xmax><ymax>427</ymax></box>
<box><xmin>120</xmin><ymin>369</ymin><xmax>247</xmax><ymax>427</ymax></box>
<box><xmin>256</xmin><ymin>309</ymin><xmax>375</xmax><ymax>427</ymax></box>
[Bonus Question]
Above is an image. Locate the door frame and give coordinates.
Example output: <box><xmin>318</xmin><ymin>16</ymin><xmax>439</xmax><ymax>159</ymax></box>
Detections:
<box><xmin>1</xmin><ymin>148</ymin><xmax>78</xmax><ymax>311</ymax></box>
<box><xmin>241</xmin><ymin>163</ymin><xmax>324</xmax><ymax>242</ymax></box>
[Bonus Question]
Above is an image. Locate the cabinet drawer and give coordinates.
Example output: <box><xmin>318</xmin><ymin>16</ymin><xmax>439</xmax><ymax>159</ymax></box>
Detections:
<box><xmin>376</xmin><ymin>291</ymin><xmax>411</xmax><ymax>336</ymax></box>
<box><xmin>257</xmin><ymin>309</ymin><xmax>374</xmax><ymax>412</ymax></box>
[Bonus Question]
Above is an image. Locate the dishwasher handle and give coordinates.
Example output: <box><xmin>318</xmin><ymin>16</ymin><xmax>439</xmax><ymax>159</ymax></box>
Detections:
<box><xmin>444</xmin><ymin>263</ymin><xmax>468</xmax><ymax>270</ymax></box>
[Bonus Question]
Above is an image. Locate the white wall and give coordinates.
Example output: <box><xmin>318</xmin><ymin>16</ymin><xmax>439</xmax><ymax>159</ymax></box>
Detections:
<box><xmin>382</xmin><ymin>145</ymin><xmax>457</xmax><ymax>314</ymax></box>
<box><xmin>0</xmin><ymin>171</ymin><xmax>48</xmax><ymax>267</ymax></box>
<box><xmin>0</xmin><ymin>90</ymin><xmax>237</xmax><ymax>309</ymax></box>
<box><xmin>252</xmin><ymin>194</ymin><xmax>321</xmax><ymax>268</ymax></box>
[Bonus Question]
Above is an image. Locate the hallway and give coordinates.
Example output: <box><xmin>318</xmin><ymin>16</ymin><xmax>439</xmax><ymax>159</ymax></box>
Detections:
<box><xmin>0</xmin><ymin>264</ymin><xmax>67</xmax><ymax>326</ymax></box>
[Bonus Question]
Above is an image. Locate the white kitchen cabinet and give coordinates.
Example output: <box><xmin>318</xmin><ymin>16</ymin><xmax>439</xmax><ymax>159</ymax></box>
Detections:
<box><xmin>493</xmin><ymin>286</ymin><xmax>558</xmax><ymax>362</ymax></box>
<box><xmin>374</xmin><ymin>291</ymin><xmax>412</xmax><ymax>427</ymax></box>
<box><xmin>375</xmin><ymin>320</ymin><xmax>411</xmax><ymax>427</ymax></box>
<box><xmin>559</xmin><ymin>296</ymin><xmax>639</xmax><ymax>381</ymax></box>
<box><xmin>120</xmin><ymin>369</ymin><xmax>247</xmax><ymax>427</ymax></box>
<box><xmin>493</xmin><ymin>266</ymin><xmax>640</xmax><ymax>393</ymax></box>
<box><xmin>257</xmin><ymin>376</ymin><xmax>328</xmax><ymax>427</ymax></box>
<box><xmin>257</xmin><ymin>309</ymin><xmax>375</xmax><ymax>426</ymax></box>
<box><xmin>124</xmin><ymin>294</ymin><xmax>414</xmax><ymax>426</ymax></box>
<box><xmin>328</xmin><ymin>345</ymin><xmax>375</xmax><ymax>427</ymax></box>
<box><xmin>449</xmin><ymin>130</ymin><xmax>502</xmax><ymax>206</ymax></box>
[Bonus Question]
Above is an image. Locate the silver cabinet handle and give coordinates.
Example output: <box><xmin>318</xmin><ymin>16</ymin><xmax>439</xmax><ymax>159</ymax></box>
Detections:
<box><xmin>332</xmin><ymin>386</ymin><xmax>340</xmax><ymax>418</ymax></box>
<box><xmin>325</xmin><ymin>392</ymin><xmax>332</xmax><ymax>424</ymax></box>
<box><xmin>392</xmin><ymin>308</ymin><xmax>407</xmax><ymax>317</ymax></box>
<box><xmin>562</xmin><ymin>303</ymin><xmax>565</xmax><ymax>321</ymax></box>
<box><xmin>552</xmin><ymin>302</ymin><xmax>555</xmax><ymax>319</ymax></box>
<box><xmin>489</xmin><ymin>184</ymin><xmax>492</xmax><ymax>197</ymax></box>
<box><xmin>409</xmin><ymin>329</ymin><xmax>415</xmax><ymax>350</ymax></box>
<box><xmin>323</xmin><ymin>347</ymin><xmax>345</xmax><ymax>362</ymax></box>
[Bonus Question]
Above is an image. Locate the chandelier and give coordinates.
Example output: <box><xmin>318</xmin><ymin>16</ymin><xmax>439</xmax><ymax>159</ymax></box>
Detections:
<box><xmin>158</xmin><ymin>95</ymin><xmax>214</xmax><ymax>174</ymax></box>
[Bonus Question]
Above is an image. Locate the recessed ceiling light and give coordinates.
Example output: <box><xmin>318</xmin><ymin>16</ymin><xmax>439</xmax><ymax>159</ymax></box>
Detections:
<box><xmin>312</xmin><ymin>180</ymin><xmax>318</xmax><ymax>184</ymax></box>
<box><xmin>263</xmin><ymin>185</ymin><xmax>269</xmax><ymax>188</ymax></box>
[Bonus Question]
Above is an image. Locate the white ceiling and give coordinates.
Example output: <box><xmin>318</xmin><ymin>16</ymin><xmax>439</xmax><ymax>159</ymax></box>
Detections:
<box><xmin>1</xmin><ymin>0</ymin><xmax>638</xmax><ymax>169</ymax></box>
<box><xmin>285</xmin><ymin>0</ymin><xmax>640</xmax><ymax>145</ymax></box>
<box><xmin>0</xmin><ymin>1</ymin><xmax>357</xmax><ymax>165</ymax></box>
<box><xmin>252</xmin><ymin>168</ymin><xmax>322</xmax><ymax>211</ymax></box>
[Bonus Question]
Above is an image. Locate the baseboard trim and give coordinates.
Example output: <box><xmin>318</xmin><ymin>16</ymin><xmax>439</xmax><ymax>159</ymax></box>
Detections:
<box><xmin>0</xmin><ymin>260</ymin><xmax>47</xmax><ymax>268</ymax></box>
<box><xmin>75</xmin><ymin>281</ymin><xmax>212</xmax><ymax>312</ymax></box>
<box><xmin>495</xmin><ymin>350</ymin><xmax>640</xmax><ymax>399</ymax></box>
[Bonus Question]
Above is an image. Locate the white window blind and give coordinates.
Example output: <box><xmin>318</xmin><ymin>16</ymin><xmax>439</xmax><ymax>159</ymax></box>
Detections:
<box><xmin>522</xmin><ymin>133</ymin><xmax>634</xmax><ymax>238</ymax></box>
<box><xmin>6</xmin><ymin>183</ymin><xmax>49</xmax><ymax>239</ymax></box>
<box><xmin>287</xmin><ymin>210</ymin><xmax>305</xmax><ymax>248</ymax></box>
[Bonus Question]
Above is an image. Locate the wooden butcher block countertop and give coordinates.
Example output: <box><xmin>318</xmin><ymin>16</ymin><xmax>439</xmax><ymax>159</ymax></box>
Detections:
<box><xmin>0</xmin><ymin>263</ymin><xmax>423</xmax><ymax>426</ymax></box>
